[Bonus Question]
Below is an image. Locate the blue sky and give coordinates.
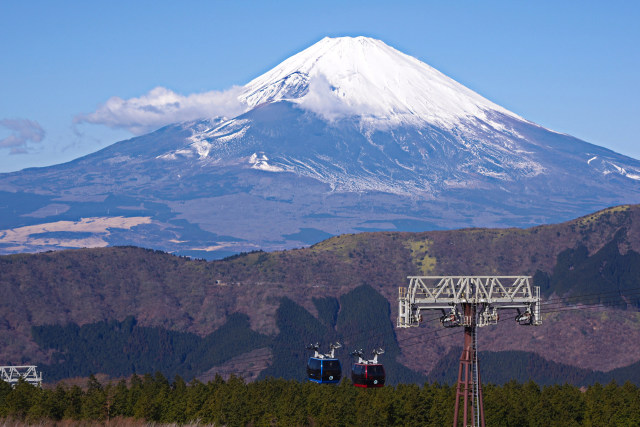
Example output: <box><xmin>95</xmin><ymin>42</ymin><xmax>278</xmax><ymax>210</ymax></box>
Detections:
<box><xmin>1</xmin><ymin>0</ymin><xmax>638</xmax><ymax>172</ymax></box>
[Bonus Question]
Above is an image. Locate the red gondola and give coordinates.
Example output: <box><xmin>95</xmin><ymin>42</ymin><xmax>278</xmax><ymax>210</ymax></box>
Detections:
<box><xmin>350</xmin><ymin>348</ymin><xmax>385</xmax><ymax>388</ymax></box>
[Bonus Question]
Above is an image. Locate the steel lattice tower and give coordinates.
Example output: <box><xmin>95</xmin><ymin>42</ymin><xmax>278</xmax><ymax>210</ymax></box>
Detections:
<box><xmin>397</xmin><ymin>276</ymin><xmax>541</xmax><ymax>427</ymax></box>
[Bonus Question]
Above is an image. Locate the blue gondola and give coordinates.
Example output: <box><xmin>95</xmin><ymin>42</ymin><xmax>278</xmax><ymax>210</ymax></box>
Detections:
<box><xmin>306</xmin><ymin>342</ymin><xmax>342</xmax><ymax>384</ymax></box>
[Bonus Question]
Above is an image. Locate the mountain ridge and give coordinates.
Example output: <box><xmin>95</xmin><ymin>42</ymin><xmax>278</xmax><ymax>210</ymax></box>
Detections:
<box><xmin>2</xmin><ymin>204</ymin><xmax>640</xmax><ymax>379</ymax></box>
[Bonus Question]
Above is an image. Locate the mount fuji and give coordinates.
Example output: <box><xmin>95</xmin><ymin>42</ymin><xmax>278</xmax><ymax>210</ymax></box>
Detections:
<box><xmin>1</xmin><ymin>36</ymin><xmax>639</xmax><ymax>257</ymax></box>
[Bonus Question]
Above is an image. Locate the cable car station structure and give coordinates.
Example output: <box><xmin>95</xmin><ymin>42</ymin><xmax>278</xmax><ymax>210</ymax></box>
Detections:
<box><xmin>397</xmin><ymin>276</ymin><xmax>541</xmax><ymax>427</ymax></box>
<box><xmin>0</xmin><ymin>366</ymin><xmax>43</xmax><ymax>387</ymax></box>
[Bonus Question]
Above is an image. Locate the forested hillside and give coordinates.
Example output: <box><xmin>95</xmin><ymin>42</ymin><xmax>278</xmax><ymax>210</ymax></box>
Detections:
<box><xmin>2</xmin><ymin>205</ymin><xmax>640</xmax><ymax>383</ymax></box>
<box><xmin>32</xmin><ymin>313</ymin><xmax>270</xmax><ymax>382</ymax></box>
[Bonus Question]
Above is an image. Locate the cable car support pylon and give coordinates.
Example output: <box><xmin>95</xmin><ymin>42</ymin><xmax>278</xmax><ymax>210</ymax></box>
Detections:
<box><xmin>397</xmin><ymin>276</ymin><xmax>541</xmax><ymax>427</ymax></box>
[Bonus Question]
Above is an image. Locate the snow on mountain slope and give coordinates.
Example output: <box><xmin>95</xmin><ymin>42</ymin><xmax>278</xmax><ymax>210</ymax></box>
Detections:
<box><xmin>142</xmin><ymin>36</ymin><xmax>640</xmax><ymax>197</ymax></box>
<box><xmin>240</xmin><ymin>36</ymin><xmax>523</xmax><ymax>128</ymax></box>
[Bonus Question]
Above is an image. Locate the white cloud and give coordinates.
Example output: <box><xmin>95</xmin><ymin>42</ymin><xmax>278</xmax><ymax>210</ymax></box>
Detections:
<box><xmin>75</xmin><ymin>86</ymin><xmax>247</xmax><ymax>135</ymax></box>
<box><xmin>0</xmin><ymin>118</ymin><xmax>45</xmax><ymax>154</ymax></box>
<box><xmin>296</xmin><ymin>74</ymin><xmax>355</xmax><ymax>121</ymax></box>
<box><xmin>296</xmin><ymin>74</ymin><xmax>388</xmax><ymax>124</ymax></box>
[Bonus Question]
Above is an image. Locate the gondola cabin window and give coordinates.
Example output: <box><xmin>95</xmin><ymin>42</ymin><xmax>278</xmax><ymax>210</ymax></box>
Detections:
<box><xmin>307</xmin><ymin>357</ymin><xmax>341</xmax><ymax>384</ymax></box>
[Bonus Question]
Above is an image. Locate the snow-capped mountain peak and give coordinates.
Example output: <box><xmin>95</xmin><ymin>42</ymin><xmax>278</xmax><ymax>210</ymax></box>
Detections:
<box><xmin>154</xmin><ymin>36</ymin><xmax>639</xmax><ymax>198</ymax></box>
<box><xmin>239</xmin><ymin>36</ymin><xmax>522</xmax><ymax>128</ymax></box>
<box><xmin>1</xmin><ymin>36</ymin><xmax>640</xmax><ymax>259</ymax></box>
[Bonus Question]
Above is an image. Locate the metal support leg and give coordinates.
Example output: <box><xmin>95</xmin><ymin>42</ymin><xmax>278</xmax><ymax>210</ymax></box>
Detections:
<box><xmin>453</xmin><ymin>304</ymin><xmax>485</xmax><ymax>427</ymax></box>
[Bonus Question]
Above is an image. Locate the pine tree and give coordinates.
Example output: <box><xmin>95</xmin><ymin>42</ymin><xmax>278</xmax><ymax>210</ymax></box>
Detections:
<box><xmin>109</xmin><ymin>379</ymin><xmax>130</xmax><ymax>417</ymax></box>
<box><xmin>4</xmin><ymin>378</ymin><xmax>37</xmax><ymax>419</ymax></box>
<box><xmin>82</xmin><ymin>374</ymin><xmax>107</xmax><ymax>420</ymax></box>
<box><xmin>63</xmin><ymin>385</ymin><xmax>83</xmax><ymax>420</ymax></box>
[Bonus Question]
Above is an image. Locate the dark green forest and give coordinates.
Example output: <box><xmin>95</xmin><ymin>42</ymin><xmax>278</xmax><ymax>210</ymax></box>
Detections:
<box><xmin>535</xmin><ymin>229</ymin><xmax>640</xmax><ymax>308</ymax></box>
<box><xmin>429</xmin><ymin>348</ymin><xmax>640</xmax><ymax>387</ymax></box>
<box><xmin>33</xmin><ymin>313</ymin><xmax>270</xmax><ymax>382</ymax></box>
<box><xmin>1</xmin><ymin>374</ymin><xmax>639</xmax><ymax>426</ymax></box>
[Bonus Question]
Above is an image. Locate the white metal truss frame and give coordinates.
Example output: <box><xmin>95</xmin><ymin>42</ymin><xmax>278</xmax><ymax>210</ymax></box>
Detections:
<box><xmin>0</xmin><ymin>366</ymin><xmax>43</xmax><ymax>387</ymax></box>
<box><xmin>397</xmin><ymin>275</ymin><xmax>541</xmax><ymax>327</ymax></box>
<box><xmin>308</xmin><ymin>342</ymin><xmax>342</xmax><ymax>359</ymax></box>
<box><xmin>352</xmin><ymin>348</ymin><xmax>384</xmax><ymax>364</ymax></box>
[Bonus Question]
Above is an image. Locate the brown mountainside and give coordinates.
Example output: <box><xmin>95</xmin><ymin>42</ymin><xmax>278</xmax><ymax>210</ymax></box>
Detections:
<box><xmin>2</xmin><ymin>204</ymin><xmax>640</xmax><ymax>375</ymax></box>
